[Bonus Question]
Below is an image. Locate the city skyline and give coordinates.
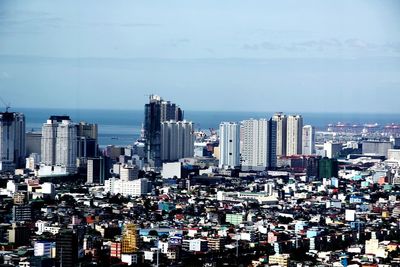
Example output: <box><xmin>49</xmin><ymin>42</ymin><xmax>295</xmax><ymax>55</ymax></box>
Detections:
<box><xmin>1</xmin><ymin>0</ymin><xmax>400</xmax><ymax>113</ymax></box>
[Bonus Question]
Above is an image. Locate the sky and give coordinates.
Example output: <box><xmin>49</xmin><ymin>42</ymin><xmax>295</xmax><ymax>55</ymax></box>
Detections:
<box><xmin>0</xmin><ymin>0</ymin><xmax>400</xmax><ymax>113</ymax></box>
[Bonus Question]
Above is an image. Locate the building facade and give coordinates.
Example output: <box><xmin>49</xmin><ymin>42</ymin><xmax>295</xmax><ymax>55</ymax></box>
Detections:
<box><xmin>40</xmin><ymin>116</ymin><xmax>77</xmax><ymax>175</ymax></box>
<box><xmin>0</xmin><ymin>112</ymin><xmax>25</xmax><ymax>171</ymax></box>
<box><xmin>302</xmin><ymin>125</ymin><xmax>315</xmax><ymax>155</ymax></box>
<box><xmin>161</xmin><ymin>120</ymin><xmax>194</xmax><ymax>162</ymax></box>
<box><xmin>271</xmin><ymin>112</ymin><xmax>287</xmax><ymax>157</ymax></box>
<box><xmin>219</xmin><ymin>122</ymin><xmax>240</xmax><ymax>169</ymax></box>
<box><xmin>144</xmin><ymin>95</ymin><xmax>184</xmax><ymax>167</ymax></box>
<box><xmin>286</xmin><ymin>115</ymin><xmax>303</xmax><ymax>156</ymax></box>
<box><xmin>241</xmin><ymin>119</ymin><xmax>277</xmax><ymax>170</ymax></box>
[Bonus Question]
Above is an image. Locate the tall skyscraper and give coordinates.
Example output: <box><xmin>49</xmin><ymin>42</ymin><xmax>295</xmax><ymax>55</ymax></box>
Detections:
<box><xmin>241</xmin><ymin>119</ymin><xmax>277</xmax><ymax>170</ymax></box>
<box><xmin>161</xmin><ymin>120</ymin><xmax>194</xmax><ymax>162</ymax></box>
<box><xmin>271</xmin><ymin>112</ymin><xmax>287</xmax><ymax>157</ymax></box>
<box><xmin>40</xmin><ymin>116</ymin><xmax>77</xmax><ymax>175</ymax></box>
<box><xmin>302</xmin><ymin>125</ymin><xmax>315</xmax><ymax>155</ymax></box>
<box><xmin>144</xmin><ymin>95</ymin><xmax>184</xmax><ymax>167</ymax></box>
<box><xmin>219</xmin><ymin>122</ymin><xmax>240</xmax><ymax>169</ymax></box>
<box><xmin>76</xmin><ymin>121</ymin><xmax>98</xmax><ymax>158</ymax></box>
<box><xmin>0</xmin><ymin>112</ymin><xmax>25</xmax><ymax>171</ymax></box>
<box><xmin>286</xmin><ymin>115</ymin><xmax>303</xmax><ymax>156</ymax></box>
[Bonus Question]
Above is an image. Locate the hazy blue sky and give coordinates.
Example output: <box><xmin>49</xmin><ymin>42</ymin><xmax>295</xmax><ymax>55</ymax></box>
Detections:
<box><xmin>0</xmin><ymin>0</ymin><xmax>400</xmax><ymax>113</ymax></box>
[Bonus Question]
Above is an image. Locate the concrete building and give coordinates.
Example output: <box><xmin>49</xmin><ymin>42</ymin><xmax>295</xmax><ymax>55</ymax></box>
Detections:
<box><xmin>40</xmin><ymin>116</ymin><xmax>77</xmax><ymax>176</ymax></box>
<box><xmin>271</xmin><ymin>112</ymin><xmax>287</xmax><ymax>157</ymax></box>
<box><xmin>269</xmin><ymin>254</ymin><xmax>290</xmax><ymax>267</ymax></box>
<box><xmin>76</xmin><ymin>121</ymin><xmax>98</xmax><ymax>159</ymax></box>
<box><xmin>302</xmin><ymin>125</ymin><xmax>315</xmax><ymax>155</ymax></box>
<box><xmin>104</xmin><ymin>178</ymin><xmax>150</xmax><ymax>197</ymax></box>
<box><xmin>219</xmin><ymin>122</ymin><xmax>240</xmax><ymax>169</ymax></box>
<box><xmin>241</xmin><ymin>118</ymin><xmax>276</xmax><ymax>170</ymax></box>
<box><xmin>26</xmin><ymin>132</ymin><xmax>41</xmax><ymax>156</ymax></box>
<box><xmin>362</xmin><ymin>141</ymin><xmax>393</xmax><ymax>158</ymax></box>
<box><xmin>388</xmin><ymin>149</ymin><xmax>400</xmax><ymax>161</ymax></box>
<box><xmin>323</xmin><ymin>141</ymin><xmax>342</xmax><ymax>158</ymax></box>
<box><xmin>0</xmin><ymin>112</ymin><xmax>25</xmax><ymax>171</ymax></box>
<box><xmin>120</xmin><ymin>164</ymin><xmax>139</xmax><ymax>182</ymax></box>
<box><xmin>161</xmin><ymin>120</ymin><xmax>194</xmax><ymax>162</ymax></box>
<box><xmin>34</xmin><ymin>241</ymin><xmax>55</xmax><ymax>257</ymax></box>
<box><xmin>286</xmin><ymin>115</ymin><xmax>303</xmax><ymax>156</ymax></box>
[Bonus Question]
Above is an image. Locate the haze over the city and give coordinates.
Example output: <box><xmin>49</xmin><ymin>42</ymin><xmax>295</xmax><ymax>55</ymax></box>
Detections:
<box><xmin>0</xmin><ymin>0</ymin><xmax>399</xmax><ymax>113</ymax></box>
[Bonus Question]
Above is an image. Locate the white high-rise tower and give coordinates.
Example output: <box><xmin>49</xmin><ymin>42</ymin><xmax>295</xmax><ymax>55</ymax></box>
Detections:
<box><xmin>161</xmin><ymin>120</ymin><xmax>194</xmax><ymax>162</ymax></box>
<box><xmin>40</xmin><ymin>116</ymin><xmax>77</xmax><ymax>175</ymax></box>
<box><xmin>241</xmin><ymin>119</ymin><xmax>276</xmax><ymax>170</ymax></box>
<box><xmin>286</xmin><ymin>115</ymin><xmax>303</xmax><ymax>156</ymax></box>
<box><xmin>219</xmin><ymin>122</ymin><xmax>240</xmax><ymax>169</ymax></box>
<box><xmin>302</xmin><ymin>125</ymin><xmax>315</xmax><ymax>155</ymax></box>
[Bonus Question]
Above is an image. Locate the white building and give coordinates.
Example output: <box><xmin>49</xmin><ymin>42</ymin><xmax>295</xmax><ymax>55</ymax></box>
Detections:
<box><xmin>161</xmin><ymin>120</ymin><xmax>194</xmax><ymax>162</ymax></box>
<box><xmin>286</xmin><ymin>115</ymin><xmax>303</xmax><ymax>156</ymax></box>
<box><xmin>302</xmin><ymin>125</ymin><xmax>315</xmax><ymax>155</ymax></box>
<box><xmin>388</xmin><ymin>149</ymin><xmax>400</xmax><ymax>161</ymax></box>
<box><xmin>241</xmin><ymin>119</ymin><xmax>275</xmax><ymax>170</ymax></box>
<box><xmin>323</xmin><ymin>141</ymin><xmax>342</xmax><ymax>158</ymax></box>
<box><xmin>34</xmin><ymin>241</ymin><xmax>55</xmax><ymax>257</ymax></box>
<box><xmin>0</xmin><ymin>112</ymin><xmax>25</xmax><ymax>170</ymax></box>
<box><xmin>26</xmin><ymin>153</ymin><xmax>40</xmax><ymax>170</ymax></box>
<box><xmin>161</xmin><ymin>162</ymin><xmax>182</xmax><ymax>178</ymax></box>
<box><xmin>40</xmin><ymin>116</ymin><xmax>77</xmax><ymax>176</ymax></box>
<box><xmin>219</xmin><ymin>122</ymin><xmax>240</xmax><ymax>169</ymax></box>
<box><xmin>104</xmin><ymin>178</ymin><xmax>150</xmax><ymax>197</ymax></box>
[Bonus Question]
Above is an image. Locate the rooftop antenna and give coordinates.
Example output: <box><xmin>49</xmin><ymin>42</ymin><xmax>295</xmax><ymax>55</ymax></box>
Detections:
<box><xmin>0</xmin><ymin>96</ymin><xmax>11</xmax><ymax>112</ymax></box>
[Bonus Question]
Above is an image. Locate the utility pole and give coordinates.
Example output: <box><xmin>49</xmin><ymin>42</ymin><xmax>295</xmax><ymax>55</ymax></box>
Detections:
<box><xmin>156</xmin><ymin>237</ymin><xmax>159</xmax><ymax>267</ymax></box>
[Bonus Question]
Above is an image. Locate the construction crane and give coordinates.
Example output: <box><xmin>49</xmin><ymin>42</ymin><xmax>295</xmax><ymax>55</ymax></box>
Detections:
<box><xmin>0</xmin><ymin>96</ymin><xmax>10</xmax><ymax>112</ymax></box>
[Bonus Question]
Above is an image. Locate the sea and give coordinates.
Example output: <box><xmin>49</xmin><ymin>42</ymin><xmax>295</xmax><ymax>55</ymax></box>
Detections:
<box><xmin>17</xmin><ymin>108</ymin><xmax>400</xmax><ymax>147</ymax></box>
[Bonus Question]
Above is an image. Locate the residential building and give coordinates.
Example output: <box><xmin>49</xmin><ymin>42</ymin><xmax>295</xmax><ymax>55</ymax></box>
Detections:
<box><xmin>161</xmin><ymin>120</ymin><xmax>194</xmax><ymax>162</ymax></box>
<box><xmin>302</xmin><ymin>125</ymin><xmax>315</xmax><ymax>155</ymax></box>
<box><xmin>271</xmin><ymin>112</ymin><xmax>287</xmax><ymax>157</ymax></box>
<box><xmin>219</xmin><ymin>122</ymin><xmax>240</xmax><ymax>169</ymax></box>
<box><xmin>144</xmin><ymin>95</ymin><xmax>184</xmax><ymax>167</ymax></box>
<box><xmin>0</xmin><ymin>112</ymin><xmax>25</xmax><ymax>170</ymax></box>
<box><xmin>286</xmin><ymin>115</ymin><xmax>303</xmax><ymax>156</ymax></box>
<box><xmin>40</xmin><ymin>116</ymin><xmax>77</xmax><ymax>176</ymax></box>
<box><xmin>241</xmin><ymin>118</ymin><xmax>277</xmax><ymax>170</ymax></box>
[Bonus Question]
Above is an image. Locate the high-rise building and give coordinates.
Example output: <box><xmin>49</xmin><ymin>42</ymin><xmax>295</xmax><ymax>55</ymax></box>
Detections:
<box><xmin>302</xmin><ymin>125</ymin><xmax>315</xmax><ymax>155</ymax></box>
<box><xmin>121</xmin><ymin>224</ymin><xmax>138</xmax><ymax>254</ymax></box>
<box><xmin>144</xmin><ymin>95</ymin><xmax>184</xmax><ymax>167</ymax></box>
<box><xmin>40</xmin><ymin>116</ymin><xmax>77</xmax><ymax>175</ymax></box>
<box><xmin>0</xmin><ymin>112</ymin><xmax>25</xmax><ymax>171</ymax></box>
<box><xmin>271</xmin><ymin>113</ymin><xmax>287</xmax><ymax>157</ymax></box>
<box><xmin>323</xmin><ymin>141</ymin><xmax>342</xmax><ymax>158</ymax></box>
<box><xmin>219</xmin><ymin>122</ymin><xmax>240</xmax><ymax>169</ymax></box>
<box><xmin>318</xmin><ymin>157</ymin><xmax>339</xmax><ymax>179</ymax></box>
<box><xmin>286</xmin><ymin>115</ymin><xmax>303</xmax><ymax>156</ymax></box>
<box><xmin>161</xmin><ymin>120</ymin><xmax>194</xmax><ymax>162</ymax></box>
<box><xmin>241</xmin><ymin>119</ymin><xmax>277</xmax><ymax>170</ymax></box>
<box><xmin>56</xmin><ymin>229</ymin><xmax>79</xmax><ymax>267</ymax></box>
<box><xmin>76</xmin><ymin>121</ymin><xmax>98</xmax><ymax>159</ymax></box>
<box><xmin>87</xmin><ymin>157</ymin><xmax>108</xmax><ymax>184</ymax></box>
<box><xmin>26</xmin><ymin>132</ymin><xmax>42</xmax><ymax>156</ymax></box>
